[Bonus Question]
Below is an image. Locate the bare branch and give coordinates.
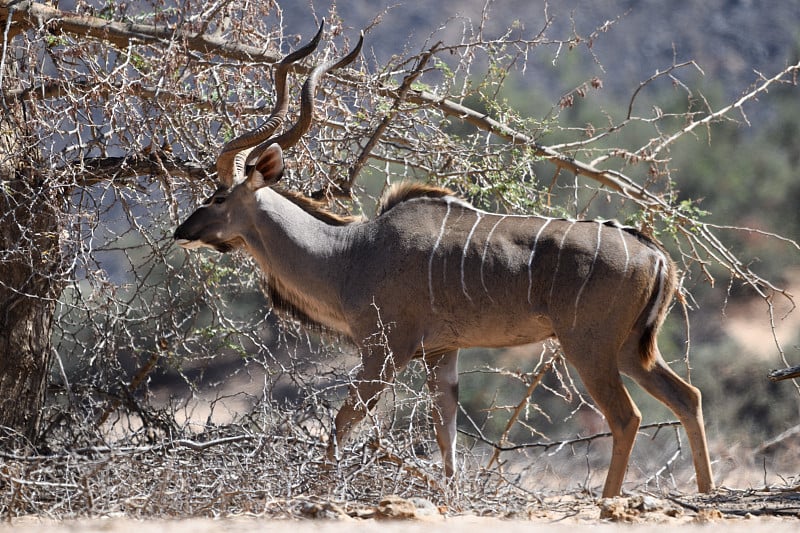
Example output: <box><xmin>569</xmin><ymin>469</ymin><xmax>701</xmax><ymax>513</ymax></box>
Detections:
<box><xmin>0</xmin><ymin>0</ymin><xmax>280</xmax><ymax>63</ymax></box>
<box><xmin>486</xmin><ymin>353</ymin><xmax>556</xmax><ymax>469</ymax></box>
<box><xmin>461</xmin><ymin>421</ymin><xmax>683</xmax><ymax>453</ymax></box>
<box><xmin>644</xmin><ymin>61</ymin><xmax>800</xmax><ymax>159</ymax></box>
<box><xmin>345</xmin><ymin>42</ymin><xmax>441</xmax><ymax>194</ymax></box>
<box><xmin>72</xmin><ymin>153</ymin><xmax>210</xmax><ymax>185</ymax></box>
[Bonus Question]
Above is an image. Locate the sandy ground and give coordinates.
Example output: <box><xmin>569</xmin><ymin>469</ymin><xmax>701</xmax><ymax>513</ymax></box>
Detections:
<box><xmin>3</xmin><ymin>514</ymin><xmax>799</xmax><ymax>533</ymax></box>
<box><xmin>4</xmin><ymin>491</ymin><xmax>799</xmax><ymax>532</ymax></box>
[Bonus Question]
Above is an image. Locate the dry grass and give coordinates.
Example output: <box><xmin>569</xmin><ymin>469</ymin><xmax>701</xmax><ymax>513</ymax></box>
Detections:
<box><xmin>2</xmin><ymin>396</ymin><xmax>799</xmax><ymax>523</ymax></box>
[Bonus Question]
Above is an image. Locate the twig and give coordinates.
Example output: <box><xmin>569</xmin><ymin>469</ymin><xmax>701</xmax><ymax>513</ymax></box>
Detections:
<box><xmin>366</xmin><ymin>439</ymin><xmax>441</xmax><ymax>490</ymax></box>
<box><xmin>97</xmin><ymin>350</ymin><xmax>160</xmax><ymax>426</ymax></box>
<box><xmin>755</xmin><ymin>424</ymin><xmax>800</xmax><ymax>455</ymax></box>
<box><xmin>345</xmin><ymin>41</ymin><xmax>441</xmax><ymax>192</ymax></box>
<box><xmin>172</xmin><ymin>434</ymin><xmax>253</xmax><ymax>451</ymax></box>
<box><xmin>647</xmin><ymin>61</ymin><xmax>800</xmax><ymax>159</ymax></box>
<box><xmin>461</xmin><ymin>421</ymin><xmax>682</xmax><ymax>453</ymax></box>
<box><xmin>486</xmin><ymin>356</ymin><xmax>555</xmax><ymax>469</ymax></box>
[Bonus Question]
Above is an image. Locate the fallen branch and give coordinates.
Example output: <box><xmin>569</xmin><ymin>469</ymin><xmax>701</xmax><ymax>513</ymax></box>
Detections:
<box><xmin>0</xmin><ymin>434</ymin><xmax>256</xmax><ymax>460</ymax></box>
<box><xmin>172</xmin><ymin>434</ymin><xmax>254</xmax><ymax>451</ymax></box>
<box><xmin>667</xmin><ymin>492</ymin><xmax>800</xmax><ymax>518</ymax></box>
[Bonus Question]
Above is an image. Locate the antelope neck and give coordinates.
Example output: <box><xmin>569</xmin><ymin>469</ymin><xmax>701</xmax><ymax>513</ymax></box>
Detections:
<box><xmin>243</xmin><ymin>187</ymin><xmax>354</xmax><ymax>332</ymax></box>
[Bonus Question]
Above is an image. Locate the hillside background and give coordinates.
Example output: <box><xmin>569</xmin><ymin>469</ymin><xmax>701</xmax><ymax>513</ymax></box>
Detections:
<box><xmin>280</xmin><ymin>0</ymin><xmax>800</xmax><ymax>100</ymax></box>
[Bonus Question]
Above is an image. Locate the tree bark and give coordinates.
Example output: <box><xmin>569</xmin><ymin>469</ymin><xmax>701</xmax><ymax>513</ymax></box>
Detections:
<box><xmin>0</xmin><ymin>43</ymin><xmax>62</xmax><ymax>443</ymax></box>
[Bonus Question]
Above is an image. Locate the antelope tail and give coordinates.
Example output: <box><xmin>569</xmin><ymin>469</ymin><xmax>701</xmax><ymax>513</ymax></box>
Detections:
<box><xmin>638</xmin><ymin>249</ymin><xmax>677</xmax><ymax>369</ymax></box>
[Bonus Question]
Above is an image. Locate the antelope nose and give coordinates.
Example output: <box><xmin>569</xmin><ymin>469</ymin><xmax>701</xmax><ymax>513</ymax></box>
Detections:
<box><xmin>173</xmin><ymin>224</ymin><xmax>193</xmax><ymax>246</ymax></box>
<box><xmin>174</xmin><ymin>223</ymin><xmax>190</xmax><ymax>241</ymax></box>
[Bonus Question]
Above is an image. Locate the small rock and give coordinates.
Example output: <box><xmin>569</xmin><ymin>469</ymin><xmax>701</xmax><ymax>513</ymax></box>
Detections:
<box><xmin>298</xmin><ymin>501</ymin><xmax>350</xmax><ymax>520</ymax></box>
<box><xmin>598</xmin><ymin>497</ymin><xmax>640</xmax><ymax>522</ymax></box>
<box><xmin>407</xmin><ymin>497</ymin><xmax>440</xmax><ymax>517</ymax></box>
<box><xmin>664</xmin><ymin>506</ymin><xmax>684</xmax><ymax>518</ymax></box>
<box><xmin>694</xmin><ymin>508</ymin><xmax>724</xmax><ymax>522</ymax></box>
<box><xmin>631</xmin><ymin>494</ymin><xmax>662</xmax><ymax>513</ymax></box>
<box><xmin>375</xmin><ymin>495</ymin><xmax>419</xmax><ymax>520</ymax></box>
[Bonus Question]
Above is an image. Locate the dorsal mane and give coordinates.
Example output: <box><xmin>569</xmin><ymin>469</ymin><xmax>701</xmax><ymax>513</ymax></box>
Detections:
<box><xmin>277</xmin><ymin>189</ymin><xmax>362</xmax><ymax>226</ymax></box>
<box><xmin>600</xmin><ymin>218</ymin><xmax>666</xmax><ymax>252</ymax></box>
<box><xmin>377</xmin><ymin>182</ymin><xmax>456</xmax><ymax>216</ymax></box>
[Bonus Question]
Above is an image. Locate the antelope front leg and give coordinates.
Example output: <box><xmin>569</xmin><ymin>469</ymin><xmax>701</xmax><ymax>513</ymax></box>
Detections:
<box><xmin>327</xmin><ymin>350</ymin><xmax>403</xmax><ymax>463</ymax></box>
<box><xmin>425</xmin><ymin>350</ymin><xmax>460</xmax><ymax>477</ymax></box>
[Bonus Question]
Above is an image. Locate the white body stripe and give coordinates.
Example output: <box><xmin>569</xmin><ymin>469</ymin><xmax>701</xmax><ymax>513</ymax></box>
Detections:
<box><xmin>547</xmin><ymin>221</ymin><xmax>575</xmax><ymax>304</ymax></box>
<box><xmin>423</xmin><ymin>196</ymin><xmax>650</xmax><ymax>320</ymax></box>
<box><xmin>572</xmin><ymin>222</ymin><xmax>603</xmax><ymax>328</ymax></box>
<box><xmin>428</xmin><ymin>201</ymin><xmax>452</xmax><ymax>309</ymax></box>
<box><xmin>527</xmin><ymin>218</ymin><xmax>554</xmax><ymax>304</ymax></box>
<box><xmin>480</xmin><ymin>216</ymin><xmax>506</xmax><ymax>301</ymax></box>
<box><xmin>461</xmin><ymin>213</ymin><xmax>483</xmax><ymax>302</ymax></box>
<box><xmin>617</xmin><ymin>226</ymin><xmax>630</xmax><ymax>278</ymax></box>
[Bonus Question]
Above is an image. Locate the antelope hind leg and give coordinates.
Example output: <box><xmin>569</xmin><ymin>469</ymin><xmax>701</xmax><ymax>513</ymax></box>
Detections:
<box><xmin>622</xmin><ymin>349</ymin><xmax>714</xmax><ymax>493</ymax></box>
<box><xmin>562</xmin><ymin>340</ymin><xmax>642</xmax><ymax>497</ymax></box>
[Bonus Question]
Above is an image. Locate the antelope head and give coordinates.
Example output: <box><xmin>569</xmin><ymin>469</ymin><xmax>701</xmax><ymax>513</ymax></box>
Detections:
<box><xmin>174</xmin><ymin>22</ymin><xmax>362</xmax><ymax>253</ymax></box>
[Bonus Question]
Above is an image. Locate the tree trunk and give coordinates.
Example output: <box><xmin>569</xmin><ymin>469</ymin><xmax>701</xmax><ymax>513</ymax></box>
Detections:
<box><xmin>0</xmin><ymin>183</ymin><xmax>60</xmax><ymax>442</ymax></box>
<box><xmin>0</xmin><ymin>50</ymin><xmax>62</xmax><ymax>443</ymax></box>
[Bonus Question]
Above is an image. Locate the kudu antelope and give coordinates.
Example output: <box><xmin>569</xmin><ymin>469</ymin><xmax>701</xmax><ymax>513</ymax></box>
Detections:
<box><xmin>174</xmin><ymin>24</ymin><xmax>714</xmax><ymax>497</ymax></box>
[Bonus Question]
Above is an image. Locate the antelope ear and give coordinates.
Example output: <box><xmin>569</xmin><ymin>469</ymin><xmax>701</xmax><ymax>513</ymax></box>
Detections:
<box><xmin>246</xmin><ymin>144</ymin><xmax>284</xmax><ymax>190</ymax></box>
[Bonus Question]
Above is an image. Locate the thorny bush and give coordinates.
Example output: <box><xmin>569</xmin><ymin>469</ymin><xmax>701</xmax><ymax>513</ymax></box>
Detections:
<box><xmin>1</xmin><ymin>0</ymin><xmax>799</xmax><ymax>519</ymax></box>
